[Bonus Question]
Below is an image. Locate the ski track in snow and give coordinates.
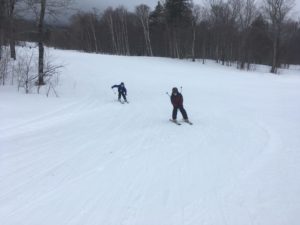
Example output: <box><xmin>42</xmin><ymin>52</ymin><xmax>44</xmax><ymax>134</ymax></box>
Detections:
<box><xmin>1</xmin><ymin>48</ymin><xmax>300</xmax><ymax>225</ymax></box>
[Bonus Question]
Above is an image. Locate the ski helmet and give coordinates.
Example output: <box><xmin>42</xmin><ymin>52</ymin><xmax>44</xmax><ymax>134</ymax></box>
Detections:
<box><xmin>172</xmin><ymin>87</ymin><xmax>178</xmax><ymax>93</ymax></box>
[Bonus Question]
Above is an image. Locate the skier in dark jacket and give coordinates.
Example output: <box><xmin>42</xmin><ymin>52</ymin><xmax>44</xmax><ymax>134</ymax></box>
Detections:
<box><xmin>170</xmin><ymin>87</ymin><xmax>189</xmax><ymax>121</ymax></box>
<box><xmin>111</xmin><ymin>82</ymin><xmax>127</xmax><ymax>102</ymax></box>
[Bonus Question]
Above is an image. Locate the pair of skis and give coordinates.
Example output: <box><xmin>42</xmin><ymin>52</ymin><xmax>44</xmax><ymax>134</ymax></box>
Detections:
<box><xmin>118</xmin><ymin>100</ymin><xmax>129</xmax><ymax>104</ymax></box>
<box><xmin>169</xmin><ymin>119</ymin><xmax>193</xmax><ymax>126</ymax></box>
<box><xmin>116</xmin><ymin>100</ymin><xmax>191</xmax><ymax>125</ymax></box>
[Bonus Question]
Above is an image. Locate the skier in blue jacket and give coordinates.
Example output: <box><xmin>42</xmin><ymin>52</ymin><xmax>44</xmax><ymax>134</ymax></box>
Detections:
<box><xmin>111</xmin><ymin>82</ymin><xmax>128</xmax><ymax>102</ymax></box>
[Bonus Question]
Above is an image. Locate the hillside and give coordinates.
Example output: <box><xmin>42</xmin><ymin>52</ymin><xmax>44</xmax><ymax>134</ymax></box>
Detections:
<box><xmin>1</xmin><ymin>48</ymin><xmax>300</xmax><ymax>225</ymax></box>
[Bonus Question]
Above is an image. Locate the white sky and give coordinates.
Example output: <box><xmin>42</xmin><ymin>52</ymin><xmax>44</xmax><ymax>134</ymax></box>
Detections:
<box><xmin>74</xmin><ymin>0</ymin><xmax>210</xmax><ymax>11</ymax></box>
<box><xmin>73</xmin><ymin>0</ymin><xmax>299</xmax><ymax>17</ymax></box>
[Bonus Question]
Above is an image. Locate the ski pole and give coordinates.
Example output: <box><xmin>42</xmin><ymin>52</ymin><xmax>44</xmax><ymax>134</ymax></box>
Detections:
<box><xmin>166</xmin><ymin>92</ymin><xmax>170</xmax><ymax>97</ymax></box>
<box><xmin>180</xmin><ymin>86</ymin><xmax>183</xmax><ymax>93</ymax></box>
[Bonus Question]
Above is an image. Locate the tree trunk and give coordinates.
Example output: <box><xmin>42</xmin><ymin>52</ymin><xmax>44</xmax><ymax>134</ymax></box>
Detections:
<box><xmin>141</xmin><ymin>19</ymin><xmax>152</xmax><ymax>56</ymax></box>
<box><xmin>139</xmin><ymin>14</ymin><xmax>152</xmax><ymax>56</ymax></box>
<box><xmin>166</xmin><ymin>26</ymin><xmax>172</xmax><ymax>57</ymax></box>
<box><xmin>122</xmin><ymin>13</ymin><xmax>130</xmax><ymax>56</ymax></box>
<box><xmin>145</xmin><ymin>23</ymin><xmax>152</xmax><ymax>56</ymax></box>
<box><xmin>0</xmin><ymin>0</ymin><xmax>5</xmax><ymax>61</ymax></box>
<box><xmin>271</xmin><ymin>32</ymin><xmax>279</xmax><ymax>74</ymax></box>
<box><xmin>215</xmin><ymin>44</ymin><xmax>219</xmax><ymax>63</ymax></box>
<box><xmin>86</xmin><ymin>29</ymin><xmax>92</xmax><ymax>52</ymax></box>
<box><xmin>9</xmin><ymin>38</ymin><xmax>16</xmax><ymax>60</ymax></box>
<box><xmin>0</xmin><ymin>33</ymin><xmax>3</xmax><ymax>61</ymax></box>
<box><xmin>90</xmin><ymin>19</ymin><xmax>98</xmax><ymax>53</ymax></box>
<box><xmin>202</xmin><ymin>38</ymin><xmax>206</xmax><ymax>64</ymax></box>
<box><xmin>115</xmin><ymin>19</ymin><xmax>121</xmax><ymax>54</ymax></box>
<box><xmin>173</xmin><ymin>28</ymin><xmax>180</xmax><ymax>58</ymax></box>
<box><xmin>239</xmin><ymin>37</ymin><xmax>246</xmax><ymax>69</ymax></box>
<box><xmin>37</xmin><ymin>0</ymin><xmax>46</xmax><ymax>87</ymax></box>
<box><xmin>8</xmin><ymin>0</ymin><xmax>16</xmax><ymax>60</ymax></box>
<box><xmin>191</xmin><ymin>26</ymin><xmax>196</xmax><ymax>62</ymax></box>
<box><xmin>108</xmin><ymin>14</ymin><xmax>117</xmax><ymax>54</ymax></box>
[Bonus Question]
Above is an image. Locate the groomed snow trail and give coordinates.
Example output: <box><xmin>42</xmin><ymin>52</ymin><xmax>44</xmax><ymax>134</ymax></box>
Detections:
<box><xmin>1</xmin><ymin>48</ymin><xmax>300</xmax><ymax>225</ymax></box>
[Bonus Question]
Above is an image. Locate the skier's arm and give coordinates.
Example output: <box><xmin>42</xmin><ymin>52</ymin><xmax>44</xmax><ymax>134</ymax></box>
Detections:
<box><xmin>179</xmin><ymin>95</ymin><xmax>183</xmax><ymax>105</ymax></box>
<box><xmin>170</xmin><ymin>96</ymin><xmax>175</xmax><ymax>106</ymax></box>
<box><xmin>111</xmin><ymin>85</ymin><xmax>118</xmax><ymax>89</ymax></box>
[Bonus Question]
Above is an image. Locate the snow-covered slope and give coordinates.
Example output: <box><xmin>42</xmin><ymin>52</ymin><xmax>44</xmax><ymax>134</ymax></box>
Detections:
<box><xmin>1</xmin><ymin>48</ymin><xmax>300</xmax><ymax>225</ymax></box>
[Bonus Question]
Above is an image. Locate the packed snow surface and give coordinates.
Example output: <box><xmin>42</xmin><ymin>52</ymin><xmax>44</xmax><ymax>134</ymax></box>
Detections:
<box><xmin>1</xmin><ymin>48</ymin><xmax>300</xmax><ymax>225</ymax></box>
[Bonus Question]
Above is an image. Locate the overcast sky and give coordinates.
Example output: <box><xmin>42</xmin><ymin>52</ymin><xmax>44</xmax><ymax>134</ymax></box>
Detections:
<box><xmin>73</xmin><ymin>0</ymin><xmax>209</xmax><ymax>11</ymax></box>
<box><xmin>73</xmin><ymin>0</ymin><xmax>299</xmax><ymax>16</ymax></box>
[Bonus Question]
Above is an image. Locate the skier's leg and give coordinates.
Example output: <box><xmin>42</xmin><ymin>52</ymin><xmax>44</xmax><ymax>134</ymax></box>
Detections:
<box><xmin>118</xmin><ymin>92</ymin><xmax>121</xmax><ymax>100</ymax></box>
<box><xmin>121</xmin><ymin>93</ymin><xmax>127</xmax><ymax>102</ymax></box>
<box><xmin>179</xmin><ymin>106</ymin><xmax>188</xmax><ymax>120</ymax></box>
<box><xmin>172</xmin><ymin>107</ymin><xmax>178</xmax><ymax>120</ymax></box>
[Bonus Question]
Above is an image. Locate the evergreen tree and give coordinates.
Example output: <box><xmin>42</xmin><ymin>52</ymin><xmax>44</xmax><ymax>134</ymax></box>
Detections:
<box><xmin>163</xmin><ymin>0</ymin><xmax>193</xmax><ymax>58</ymax></box>
<box><xmin>165</xmin><ymin>0</ymin><xmax>192</xmax><ymax>26</ymax></box>
<box><xmin>149</xmin><ymin>1</ymin><xmax>168</xmax><ymax>56</ymax></box>
<box><xmin>149</xmin><ymin>1</ymin><xmax>165</xmax><ymax>25</ymax></box>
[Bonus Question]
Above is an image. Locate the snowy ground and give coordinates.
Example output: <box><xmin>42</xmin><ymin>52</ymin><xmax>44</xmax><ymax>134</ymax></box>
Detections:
<box><xmin>1</xmin><ymin>47</ymin><xmax>300</xmax><ymax>225</ymax></box>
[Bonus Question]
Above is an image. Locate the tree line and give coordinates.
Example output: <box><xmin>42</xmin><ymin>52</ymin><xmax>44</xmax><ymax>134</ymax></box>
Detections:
<box><xmin>1</xmin><ymin>0</ymin><xmax>300</xmax><ymax>79</ymax></box>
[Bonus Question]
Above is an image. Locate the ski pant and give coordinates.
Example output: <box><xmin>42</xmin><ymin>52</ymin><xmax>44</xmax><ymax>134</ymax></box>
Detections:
<box><xmin>172</xmin><ymin>106</ymin><xmax>188</xmax><ymax>120</ymax></box>
<box><xmin>118</xmin><ymin>92</ymin><xmax>127</xmax><ymax>101</ymax></box>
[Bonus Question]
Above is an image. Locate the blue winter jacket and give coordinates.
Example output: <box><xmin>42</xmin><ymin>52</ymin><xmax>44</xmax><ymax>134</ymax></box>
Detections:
<box><xmin>112</xmin><ymin>84</ymin><xmax>127</xmax><ymax>95</ymax></box>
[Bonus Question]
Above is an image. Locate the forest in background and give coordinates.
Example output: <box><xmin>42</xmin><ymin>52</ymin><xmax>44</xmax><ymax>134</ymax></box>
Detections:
<box><xmin>1</xmin><ymin>0</ymin><xmax>299</xmax><ymax>88</ymax></box>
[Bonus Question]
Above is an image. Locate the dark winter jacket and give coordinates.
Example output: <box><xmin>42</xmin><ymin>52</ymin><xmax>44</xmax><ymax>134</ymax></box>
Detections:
<box><xmin>112</xmin><ymin>84</ymin><xmax>127</xmax><ymax>95</ymax></box>
<box><xmin>171</xmin><ymin>93</ymin><xmax>183</xmax><ymax>107</ymax></box>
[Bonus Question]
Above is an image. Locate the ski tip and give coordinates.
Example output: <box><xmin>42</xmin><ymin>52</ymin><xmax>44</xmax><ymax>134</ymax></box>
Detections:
<box><xmin>169</xmin><ymin>119</ymin><xmax>181</xmax><ymax>125</ymax></box>
<box><xmin>182</xmin><ymin>120</ymin><xmax>193</xmax><ymax>125</ymax></box>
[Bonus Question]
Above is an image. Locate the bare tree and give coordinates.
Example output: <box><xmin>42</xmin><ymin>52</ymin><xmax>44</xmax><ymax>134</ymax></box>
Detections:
<box><xmin>15</xmin><ymin>48</ymin><xmax>62</xmax><ymax>95</ymax></box>
<box><xmin>236</xmin><ymin>0</ymin><xmax>257</xmax><ymax>69</ymax></box>
<box><xmin>199</xmin><ymin>8</ymin><xmax>209</xmax><ymax>64</ymax></box>
<box><xmin>37</xmin><ymin>0</ymin><xmax>46</xmax><ymax>86</ymax></box>
<box><xmin>43</xmin><ymin>53</ymin><xmax>63</xmax><ymax>97</ymax></box>
<box><xmin>136</xmin><ymin>4</ymin><xmax>153</xmax><ymax>56</ymax></box>
<box><xmin>103</xmin><ymin>7</ymin><xmax>130</xmax><ymax>55</ymax></box>
<box><xmin>16</xmin><ymin>50</ymin><xmax>35</xmax><ymax>93</ymax></box>
<box><xmin>69</xmin><ymin>12</ymin><xmax>93</xmax><ymax>52</ymax></box>
<box><xmin>115</xmin><ymin>7</ymin><xmax>130</xmax><ymax>55</ymax></box>
<box><xmin>88</xmin><ymin>9</ymin><xmax>100</xmax><ymax>53</ymax></box>
<box><xmin>0</xmin><ymin>49</ymin><xmax>10</xmax><ymax>85</ymax></box>
<box><xmin>263</xmin><ymin>0</ymin><xmax>295</xmax><ymax>73</ymax></box>
<box><xmin>191</xmin><ymin>4</ymin><xmax>201</xmax><ymax>62</ymax></box>
<box><xmin>103</xmin><ymin>7</ymin><xmax>118</xmax><ymax>54</ymax></box>
<box><xmin>25</xmin><ymin>0</ymin><xmax>72</xmax><ymax>89</ymax></box>
<box><xmin>6</xmin><ymin>0</ymin><xmax>17</xmax><ymax>60</ymax></box>
<box><xmin>70</xmin><ymin>10</ymin><xmax>100</xmax><ymax>53</ymax></box>
<box><xmin>0</xmin><ymin>0</ymin><xmax>6</xmax><ymax>61</ymax></box>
